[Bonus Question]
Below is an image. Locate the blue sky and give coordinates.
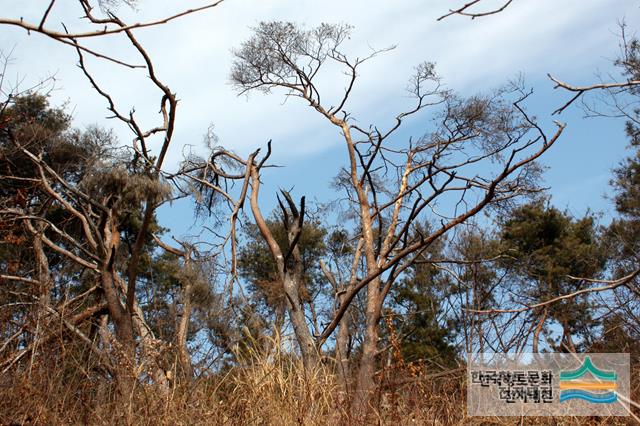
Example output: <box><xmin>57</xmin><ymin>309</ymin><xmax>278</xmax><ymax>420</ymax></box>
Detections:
<box><xmin>1</xmin><ymin>0</ymin><xmax>638</xmax><ymax>238</ymax></box>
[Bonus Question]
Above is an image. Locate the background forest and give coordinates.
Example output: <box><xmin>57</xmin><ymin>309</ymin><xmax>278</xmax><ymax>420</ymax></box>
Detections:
<box><xmin>1</xmin><ymin>1</ymin><xmax>639</xmax><ymax>424</ymax></box>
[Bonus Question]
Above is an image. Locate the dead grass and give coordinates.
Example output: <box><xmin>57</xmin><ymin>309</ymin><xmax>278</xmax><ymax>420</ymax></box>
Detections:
<box><xmin>0</xmin><ymin>343</ymin><xmax>638</xmax><ymax>425</ymax></box>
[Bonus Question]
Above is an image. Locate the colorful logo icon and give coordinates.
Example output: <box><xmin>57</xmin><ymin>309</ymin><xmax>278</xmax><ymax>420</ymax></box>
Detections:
<box><xmin>559</xmin><ymin>356</ymin><xmax>617</xmax><ymax>404</ymax></box>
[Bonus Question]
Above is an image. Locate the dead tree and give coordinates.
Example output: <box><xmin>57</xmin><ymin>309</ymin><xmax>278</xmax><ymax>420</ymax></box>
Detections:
<box><xmin>0</xmin><ymin>0</ymin><xmax>224</xmax><ymax>400</ymax></box>
<box><xmin>231</xmin><ymin>21</ymin><xmax>565</xmax><ymax>418</ymax></box>
<box><xmin>179</xmin><ymin>135</ymin><xmax>330</xmax><ymax>369</ymax></box>
<box><xmin>250</xmin><ymin>184</ymin><xmax>320</xmax><ymax>369</ymax></box>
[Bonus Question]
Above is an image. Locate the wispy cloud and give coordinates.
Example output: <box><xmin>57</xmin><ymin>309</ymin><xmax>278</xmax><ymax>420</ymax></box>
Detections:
<box><xmin>1</xmin><ymin>0</ymin><xmax>637</xmax><ymax>170</ymax></box>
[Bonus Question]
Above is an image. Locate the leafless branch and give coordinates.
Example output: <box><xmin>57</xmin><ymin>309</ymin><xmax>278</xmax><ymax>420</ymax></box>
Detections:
<box><xmin>437</xmin><ymin>0</ymin><xmax>515</xmax><ymax>21</ymax></box>
<box><xmin>470</xmin><ymin>268</ymin><xmax>640</xmax><ymax>314</ymax></box>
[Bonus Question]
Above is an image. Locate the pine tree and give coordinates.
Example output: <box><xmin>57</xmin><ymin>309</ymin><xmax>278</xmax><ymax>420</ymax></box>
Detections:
<box><xmin>499</xmin><ymin>200</ymin><xmax>606</xmax><ymax>352</ymax></box>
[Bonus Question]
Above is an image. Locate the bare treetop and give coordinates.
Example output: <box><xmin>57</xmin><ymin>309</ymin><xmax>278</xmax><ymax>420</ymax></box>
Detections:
<box><xmin>231</xmin><ymin>21</ymin><xmax>388</xmax><ymax>113</ymax></box>
<box><xmin>231</xmin><ymin>21</ymin><xmax>353</xmax><ymax>96</ymax></box>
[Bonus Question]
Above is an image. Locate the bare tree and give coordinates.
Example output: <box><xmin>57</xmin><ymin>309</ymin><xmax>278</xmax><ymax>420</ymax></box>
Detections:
<box><xmin>0</xmin><ymin>0</ymin><xmax>225</xmax><ymax>405</ymax></box>
<box><xmin>0</xmin><ymin>1</ymin><xmax>223</xmax><ymax>67</ymax></box>
<box><xmin>231</xmin><ymin>21</ymin><xmax>564</xmax><ymax>418</ymax></box>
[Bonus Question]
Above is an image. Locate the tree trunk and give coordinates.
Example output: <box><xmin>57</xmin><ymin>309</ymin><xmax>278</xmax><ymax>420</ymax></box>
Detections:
<box><xmin>32</xmin><ymin>231</ymin><xmax>52</xmax><ymax>306</ymax></box>
<box><xmin>561</xmin><ymin>320</ymin><xmax>577</xmax><ymax>353</ymax></box>
<box><xmin>176</xmin><ymin>281</ymin><xmax>193</xmax><ymax>379</ymax></box>
<box><xmin>29</xmin><ymin>231</ymin><xmax>52</xmax><ymax>377</ymax></box>
<box><xmin>351</xmin><ymin>284</ymin><xmax>382</xmax><ymax>420</ymax></box>
<box><xmin>273</xmin><ymin>303</ymin><xmax>285</xmax><ymax>350</ymax></box>
<box><xmin>342</xmin><ymin>121</ymin><xmax>384</xmax><ymax>419</ymax></box>
<box><xmin>134</xmin><ymin>303</ymin><xmax>171</xmax><ymax>395</ymax></box>
<box><xmin>532</xmin><ymin>308</ymin><xmax>548</xmax><ymax>353</ymax></box>
<box><xmin>100</xmin><ymin>268</ymin><xmax>134</xmax><ymax>348</ymax></box>
<box><xmin>115</xmin><ymin>275</ymin><xmax>171</xmax><ymax>395</ymax></box>
<box><xmin>248</xmin><ymin>169</ymin><xmax>320</xmax><ymax>371</ymax></box>
<box><xmin>283</xmin><ymin>274</ymin><xmax>319</xmax><ymax>370</ymax></box>
<box><xmin>335</xmin><ymin>300</ymin><xmax>351</xmax><ymax>393</ymax></box>
<box><xmin>351</xmin><ymin>317</ymin><xmax>379</xmax><ymax>420</ymax></box>
<box><xmin>99</xmin><ymin>217</ymin><xmax>134</xmax><ymax>349</ymax></box>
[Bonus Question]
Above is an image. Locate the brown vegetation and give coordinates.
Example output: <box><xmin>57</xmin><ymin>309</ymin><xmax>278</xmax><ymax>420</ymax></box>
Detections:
<box><xmin>1</xmin><ymin>2</ymin><xmax>640</xmax><ymax>425</ymax></box>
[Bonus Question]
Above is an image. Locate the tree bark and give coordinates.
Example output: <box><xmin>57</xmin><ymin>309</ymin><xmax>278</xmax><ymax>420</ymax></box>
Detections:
<box><xmin>561</xmin><ymin>319</ymin><xmax>577</xmax><ymax>353</ymax></box>
<box><xmin>335</xmin><ymin>298</ymin><xmax>351</xmax><ymax>393</ymax></box>
<box><xmin>176</xmin><ymin>280</ymin><xmax>193</xmax><ymax>379</ymax></box>
<box><xmin>351</xmin><ymin>294</ymin><xmax>381</xmax><ymax>419</ymax></box>
<box><xmin>283</xmin><ymin>274</ymin><xmax>319</xmax><ymax>370</ymax></box>
<box><xmin>249</xmin><ymin>166</ymin><xmax>320</xmax><ymax>371</ymax></box>
<box><xmin>532</xmin><ymin>308</ymin><xmax>548</xmax><ymax>353</ymax></box>
<box><xmin>340</xmin><ymin>121</ymin><xmax>382</xmax><ymax>418</ymax></box>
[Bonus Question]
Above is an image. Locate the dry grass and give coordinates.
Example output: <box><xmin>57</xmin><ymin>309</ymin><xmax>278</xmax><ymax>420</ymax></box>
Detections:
<box><xmin>0</xmin><ymin>341</ymin><xmax>638</xmax><ymax>425</ymax></box>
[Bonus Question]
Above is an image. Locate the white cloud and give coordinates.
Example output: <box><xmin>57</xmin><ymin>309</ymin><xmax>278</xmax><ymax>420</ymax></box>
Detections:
<box><xmin>1</xmin><ymin>0</ymin><xmax>637</xmax><ymax>171</ymax></box>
